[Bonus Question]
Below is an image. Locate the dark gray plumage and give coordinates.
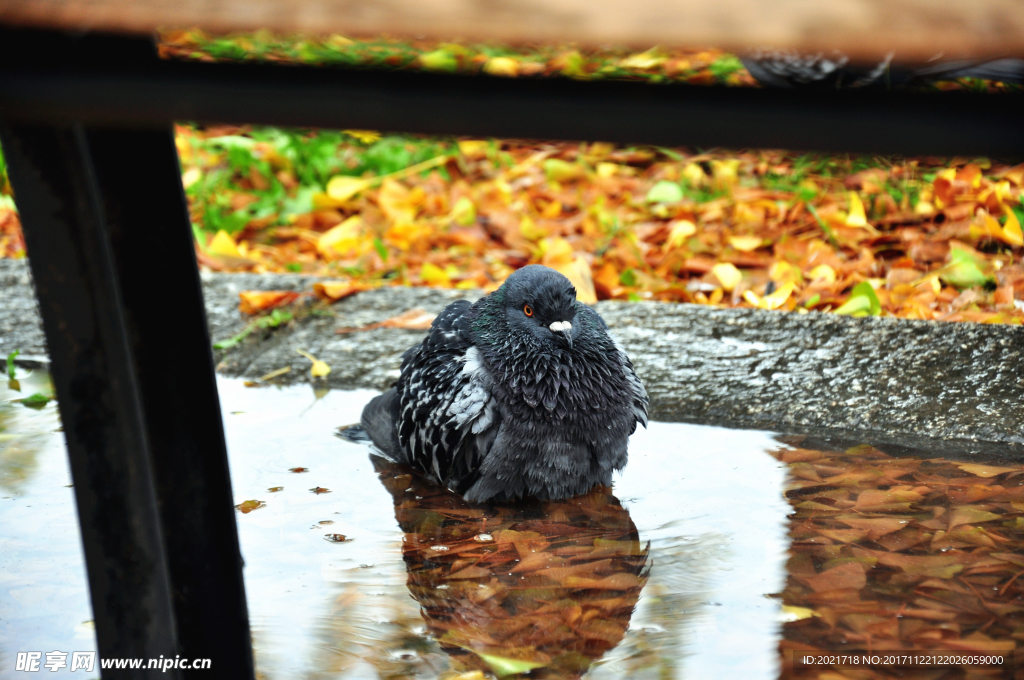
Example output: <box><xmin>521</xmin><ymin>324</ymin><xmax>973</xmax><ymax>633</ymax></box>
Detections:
<box><xmin>360</xmin><ymin>265</ymin><xmax>648</xmax><ymax>503</ymax></box>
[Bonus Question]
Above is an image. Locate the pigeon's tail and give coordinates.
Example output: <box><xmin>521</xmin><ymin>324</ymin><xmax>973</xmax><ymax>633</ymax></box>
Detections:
<box><xmin>360</xmin><ymin>388</ymin><xmax>406</xmax><ymax>464</ymax></box>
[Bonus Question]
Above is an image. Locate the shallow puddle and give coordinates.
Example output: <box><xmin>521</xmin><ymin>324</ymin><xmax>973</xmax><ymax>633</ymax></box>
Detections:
<box><xmin>3</xmin><ymin>374</ymin><xmax>1023</xmax><ymax>679</ymax></box>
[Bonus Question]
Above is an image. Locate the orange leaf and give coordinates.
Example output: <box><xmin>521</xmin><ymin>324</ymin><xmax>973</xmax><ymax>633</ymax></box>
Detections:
<box><xmin>238</xmin><ymin>291</ymin><xmax>300</xmax><ymax>315</ymax></box>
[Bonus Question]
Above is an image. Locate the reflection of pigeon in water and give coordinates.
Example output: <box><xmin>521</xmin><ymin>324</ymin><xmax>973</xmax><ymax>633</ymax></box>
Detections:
<box><xmin>741</xmin><ymin>50</ymin><xmax>1024</xmax><ymax>89</ymax></box>
<box><xmin>360</xmin><ymin>265</ymin><xmax>648</xmax><ymax>503</ymax></box>
<box><xmin>372</xmin><ymin>454</ymin><xmax>649</xmax><ymax>678</ymax></box>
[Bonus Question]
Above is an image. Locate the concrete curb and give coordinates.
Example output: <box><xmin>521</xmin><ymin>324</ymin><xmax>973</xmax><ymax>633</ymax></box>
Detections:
<box><xmin>2</xmin><ymin>259</ymin><xmax>1022</xmax><ymax>458</ymax></box>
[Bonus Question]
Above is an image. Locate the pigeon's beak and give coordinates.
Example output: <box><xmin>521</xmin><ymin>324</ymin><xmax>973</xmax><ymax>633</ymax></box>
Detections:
<box><xmin>549</xmin><ymin>320</ymin><xmax>573</xmax><ymax>349</ymax></box>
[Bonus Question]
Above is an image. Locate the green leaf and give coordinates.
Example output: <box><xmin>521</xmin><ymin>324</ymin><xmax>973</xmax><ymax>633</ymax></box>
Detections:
<box><xmin>418</xmin><ymin>49</ymin><xmax>459</xmax><ymax>72</ymax></box>
<box><xmin>619</xmin><ymin>268</ymin><xmax>638</xmax><ymax>286</ymax></box>
<box><xmin>17</xmin><ymin>392</ymin><xmax>50</xmax><ymax>409</ymax></box>
<box><xmin>475</xmin><ymin>653</ymin><xmax>547</xmax><ymax>678</ymax></box>
<box><xmin>940</xmin><ymin>248</ymin><xmax>994</xmax><ymax>290</ymax></box>
<box><xmin>834</xmin><ymin>282</ymin><xmax>880</xmax><ymax>317</ymax></box>
<box><xmin>645</xmin><ymin>180</ymin><xmax>683</xmax><ymax>203</ymax></box>
<box><xmin>373</xmin><ymin>238</ymin><xmax>389</xmax><ymax>262</ymax></box>
<box><xmin>6</xmin><ymin>349</ymin><xmax>18</xmax><ymax>380</ymax></box>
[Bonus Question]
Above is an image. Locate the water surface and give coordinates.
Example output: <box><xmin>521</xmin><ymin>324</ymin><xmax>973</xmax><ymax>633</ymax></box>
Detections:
<box><xmin>3</xmin><ymin>375</ymin><xmax>1023</xmax><ymax>679</ymax></box>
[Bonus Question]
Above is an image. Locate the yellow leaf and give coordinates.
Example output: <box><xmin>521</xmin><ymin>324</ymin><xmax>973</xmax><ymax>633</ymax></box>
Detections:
<box><xmin>665</xmin><ymin>220</ymin><xmax>697</xmax><ymax>249</ymax></box>
<box><xmin>768</xmin><ymin>261</ymin><xmax>803</xmax><ymax>286</ymax></box>
<box><xmin>763</xmin><ymin>281</ymin><xmax>796</xmax><ymax>309</ymax></box>
<box><xmin>1003</xmin><ymin>206</ymin><xmax>1024</xmax><ymax>246</ymax></box>
<box><xmin>296</xmin><ymin>350</ymin><xmax>331</xmax><ymax>378</ymax></box>
<box><xmin>483</xmin><ymin>57</ymin><xmax>520</xmax><ymax>77</ymax></box>
<box><xmin>420</xmin><ymin>262</ymin><xmax>451</xmax><ymax>286</ymax></box>
<box><xmin>539</xmin><ymin>237</ymin><xmax>575</xmax><ymax>267</ymax></box>
<box><xmin>208</xmin><ymin>230</ymin><xmax>241</xmax><ymax>258</ymax></box>
<box><xmin>457</xmin><ymin>140</ymin><xmax>489</xmax><ymax>159</ymax></box>
<box><xmin>745</xmin><ymin>282</ymin><xmax>795</xmax><ymax>310</ymax></box>
<box><xmin>781</xmin><ymin>605</ymin><xmax>819</xmax><ymax>622</ymax></box>
<box><xmin>519</xmin><ymin>215</ymin><xmax>549</xmax><ymax>241</ymax></box>
<box><xmin>682</xmin><ymin>163</ymin><xmax>707</xmax><ymax>186</ymax></box>
<box><xmin>378</xmin><ymin>180</ymin><xmax>423</xmax><ymax>223</ymax></box>
<box><xmin>553</xmin><ymin>255</ymin><xmax>597</xmax><ymax>304</ymax></box>
<box><xmin>317</xmin><ymin>216</ymin><xmax>365</xmax><ymax>259</ymax></box>
<box><xmin>619</xmin><ymin>47</ymin><xmax>667</xmax><ymax>70</ymax></box>
<box><xmin>808</xmin><ymin>264</ymin><xmax>837</xmax><ymax>285</ymax></box>
<box><xmin>450</xmin><ymin>196</ymin><xmax>476</xmax><ymax>226</ymax></box>
<box><xmin>728</xmin><ymin>235</ymin><xmax>763</xmax><ymax>252</ymax></box>
<box><xmin>596</xmin><ymin>162</ymin><xmax>619</xmax><ymax>178</ymax></box>
<box><xmin>845</xmin><ymin>191</ymin><xmax>869</xmax><ymax>227</ymax></box>
<box><xmin>711</xmin><ymin>159</ymin><xmax>740</xmax><ymax>188</ymax></box>
<box><xmin>711</xmin><ymin>262</ymin><xmax>742</xmax><ymax>291</ymax></box>
<box><xmin>915</xmin><ymin>201</ymin><xmax>935</xmax><ymax>216</ymax></box>
<box><xmin>325</xmin><ymin>175</ymin><xmax>369</xmax><ymax>203</ymax></box>
<box><xmin>342</xmin><ymin>129</ymin><xmax>381</xmax><ymax>144</ymax></box>
<box><xmin>384</xmin><ymin>222</ymin><xmax>433</xmax><ymax>251</ymax></box>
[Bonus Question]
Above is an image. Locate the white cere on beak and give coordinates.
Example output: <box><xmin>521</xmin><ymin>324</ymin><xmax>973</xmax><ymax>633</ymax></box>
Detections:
<box><xmin>549</xmin><ymin>321</ymin><xmax>572</xmax><ymax>333</ymax></box>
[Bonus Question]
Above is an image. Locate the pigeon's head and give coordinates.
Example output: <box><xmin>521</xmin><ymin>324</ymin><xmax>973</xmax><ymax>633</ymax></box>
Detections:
<box><xmin>497</xmin><ymin>265</ymin><xmax>578</xmax><ymax>349</ymax></box>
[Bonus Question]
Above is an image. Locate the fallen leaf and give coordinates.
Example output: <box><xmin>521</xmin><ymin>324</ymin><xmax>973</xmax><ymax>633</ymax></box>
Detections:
<box><xmin>238</xmin><ymin>290</ymin><xmax>300</xmax><ymax>315</ymax></box>
<box><xmin>728</xmin><ymin>235</ymin><xmax>763</xmax><ymax>252</ymax></box>
<box><xmin>325</xmin><ymin>175</ymin><xmax>369</xmax><ymax>203</ymax></box>
<box><xmin>310</xmin><ymin>486</ymin><xmax>332</xmax><ymax>494</ymax></box>
<box><xmin>646</xmin><ymin>181</ymin><xmax>683</xmax><ymax>204</ymax></box>
<box><xmin>711</xmin><ymin>262</ymin><xmax>742</xmax><ymax>291</ymax></box>
<box><xmin>255</xmin><ymin>366</ymin><xmax>291</xmax><ymax>382</ymax></box>
<box><xmin>845</xmin><ymin>191</ymin><xmax>869</xmax><ymax>227</ymax></box>
<box><xmin>955</xmin><ymin>463</ymin><xmax>1019</xmax><ymax>478</ymax></box>
<box><xmin>312</xmin><ymin>280</ymin><xmax>371</xmax><ymax>301</ymax></box>
<box><xmin>296</xmin><ymin>349</ymin><xmax>331</xmax><ymax>378</ymax></box>
<box><xmin>336</xmin><ymin>308</ymin><xmax>437</xmax><ymax>333</ymax></box>
<box><xmin>235</xmin><ymin>500</ymin><xmax>265</xmax><ymax>513</ymax></box>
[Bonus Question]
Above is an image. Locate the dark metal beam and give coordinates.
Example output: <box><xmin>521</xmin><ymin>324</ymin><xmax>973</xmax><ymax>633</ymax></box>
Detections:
<box><xmin>0</xmin><ymin>27</ymin><xmax>1021</xmax><ymax>158</ymax></box>
<box><xmin>85</xmin><ymin>125</ymin><xmax>256</xmax><ymax>679</ymax></box>
<box><xmin>0</xmin><ymin>121</ymin><xmax>183</xmax><ymax>679</ymax></box>
<box><xmin>0</xmin><ymin>30</ymin><xmax>256</xmax><ymax>676</ymax></box>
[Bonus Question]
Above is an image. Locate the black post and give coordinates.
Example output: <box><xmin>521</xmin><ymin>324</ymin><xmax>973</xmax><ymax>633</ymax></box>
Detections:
<box><xmin>0</xmin><ymin>34</ymin><xmax>255</xmax><ymax>680</ymax></box>
<box><xmin>0</xmin><ymin>122</ymin><xmax>182</xmax><ymax>679</ymax></box>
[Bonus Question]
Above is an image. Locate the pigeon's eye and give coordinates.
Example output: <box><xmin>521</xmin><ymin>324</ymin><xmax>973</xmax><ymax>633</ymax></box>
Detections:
<box><xmin>523</xmin><ymin>304</ymin><xmax>534</xmax><ymax>317</ymax></box>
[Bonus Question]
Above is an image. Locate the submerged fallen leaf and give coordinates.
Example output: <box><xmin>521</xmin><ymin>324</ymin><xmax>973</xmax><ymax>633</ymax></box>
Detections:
<box><xmin>235</xmin><ymin>499</ymin><xmax>265</xmax><ymax>513</ymax></box>
<box><xmin>956</xmin><ymin>462</ymin><xmax>1020</xmax><ymax>478</ymax></box>
<box><xmin>475</xmin><ymin>652</ymin><xmax>546</xmax><ymax>678</ymax></box>
<box><xmin>323</xmin><ymin>533</ymin><xmax>350</xmax><ymax>543</ymax></box>
<box><xmin>310</xmin><ymin>486</ymin><xmax>332</xmax><ymax>494</ymax></box>
<box><xmin>288</xmin><ymin>467</ymin><xmax>308</xmax><ymax>473</ymax></box>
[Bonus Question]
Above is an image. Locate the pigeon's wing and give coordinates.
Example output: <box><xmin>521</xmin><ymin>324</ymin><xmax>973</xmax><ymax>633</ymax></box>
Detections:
<box><xmin>613</xmin><ymin>338</ymin><xmax>649</xmax><ymax>431</ymax></box>
<box><xmin>395</xmin><ymin>299</ymin><xmax>500</xmax><ymax>492</ymax></box>
<box><xmin>360</xmin><ymin>387</ymin><xmax>404</xmax><ymax>462</ymax></box>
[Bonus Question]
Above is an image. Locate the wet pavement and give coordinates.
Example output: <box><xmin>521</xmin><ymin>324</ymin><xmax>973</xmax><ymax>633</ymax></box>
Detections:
<box><xmin>6</xmin><ymin>373</ymin><xmax>1024</xmax><ymax>679</ymax></box>
<box><xmin>1</xmin><ymin>260</ymin><xmax>1021</xmax><ymax>457</ymax></box>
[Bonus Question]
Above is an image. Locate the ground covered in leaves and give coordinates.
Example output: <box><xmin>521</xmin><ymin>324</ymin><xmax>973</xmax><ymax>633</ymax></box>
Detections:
<box><xmin>1</xmin><ymin>32</ymin><xmax>1023</xmax><ymax>324</ymax></box>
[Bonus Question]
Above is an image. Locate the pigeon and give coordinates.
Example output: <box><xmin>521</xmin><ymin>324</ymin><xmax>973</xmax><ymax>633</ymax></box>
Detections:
<box><xmin>360</xmin><ymin>264</ymin><xmax>648</xmax><ymax>503</ymax></box>
<box><xmin>741</xmin><ymin>49</ymin><xmax>1024</xmax><ymax>89</ymax></box>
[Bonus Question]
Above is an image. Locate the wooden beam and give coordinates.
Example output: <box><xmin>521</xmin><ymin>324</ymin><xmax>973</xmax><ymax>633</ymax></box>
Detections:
<box><xmin>1</xmin><ymin>0</ymin><xmax>1023</xmax><ymax>62</ymax></box>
